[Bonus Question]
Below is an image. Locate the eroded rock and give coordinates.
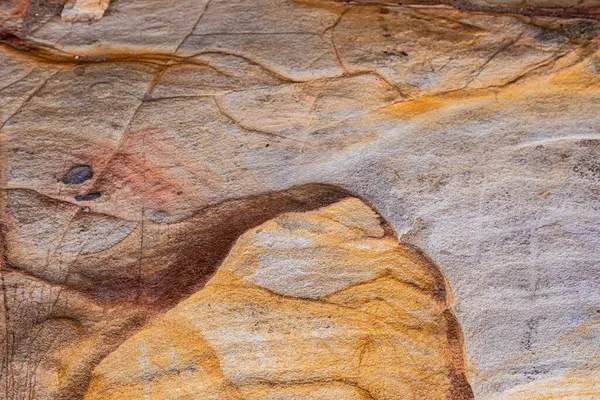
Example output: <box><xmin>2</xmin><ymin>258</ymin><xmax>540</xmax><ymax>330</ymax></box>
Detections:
<box><xmin>84</xmin><ymin>198</ymin><xmax>473</xmax><ymax>400</ymax></box>
<box><xmin>1</xmin><ymin>0</ymin><xmax>600</xmax><ymax>399</ymax></box>
<box><xmin>61</xmin><ymin>0</ymin><xmax>110</xmax><ymax>22</ymax></box>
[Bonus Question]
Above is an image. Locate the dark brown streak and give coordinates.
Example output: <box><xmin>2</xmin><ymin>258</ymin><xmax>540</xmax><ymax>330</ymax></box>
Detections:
<box><xmin>329</xmin><ymin>0</ymin><xmax>600</xmax><ymax>20</ymax></box>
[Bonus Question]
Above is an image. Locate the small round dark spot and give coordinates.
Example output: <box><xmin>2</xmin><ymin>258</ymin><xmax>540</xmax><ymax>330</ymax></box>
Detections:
<box><xmin>147</xmin><ymin>209</ymin><xmax>170</xmax><ymax>223</ymax></box>
<box><xmin>62</xmin><ymin>165</ymin><xmax>93</xmax><ymax>185</ymax></box>
<box><xmin>265</xmin><ymin>144</ymin><xmax>270</xmax><ymax>147</ymax></box>
<box><xmin>74</xmin><ymin>192</ymin><xmax>102</xmax><ymax>202</ymax></box>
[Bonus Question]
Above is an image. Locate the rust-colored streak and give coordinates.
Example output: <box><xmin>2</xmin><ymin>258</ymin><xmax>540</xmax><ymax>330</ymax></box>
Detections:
<box><xmin>82</xmin><ymin>196</ymin><xmax>474</xmax><ymax>400</ymax></box>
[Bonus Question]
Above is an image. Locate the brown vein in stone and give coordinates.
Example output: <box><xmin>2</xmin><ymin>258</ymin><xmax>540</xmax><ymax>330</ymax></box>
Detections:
<box><xmin>325</xmin><ymin>0</ymin><xmax>600</xmax><ymax>20</ymax></box>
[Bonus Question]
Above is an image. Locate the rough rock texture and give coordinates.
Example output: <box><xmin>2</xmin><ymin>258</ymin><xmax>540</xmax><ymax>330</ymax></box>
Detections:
<box><xmin>61</xmin><ymin>0</ymin><xmax>110</xmax><ymax>23</ymax></box>
<box><xmin>84</xmin><ymin>198</ymin><xmax>472</xmax><ymax>400</ymax></box>
<box><xmin>1</xmin><ymin>0</ymin><xmax>600</xmax><ymax>399</ymax></box>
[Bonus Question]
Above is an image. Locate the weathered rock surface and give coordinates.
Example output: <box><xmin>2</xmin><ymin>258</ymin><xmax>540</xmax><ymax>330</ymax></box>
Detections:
<box><xmin>1</xmin><ymin>0</ymin><xmax>600</xmax><ymax>399</ymax></box>
<box><xmin>61</xmin><ymin>0</ymin><xmax>110</xmax><ymax>23</ymax></box>
<box><xmin>84</xmin><ymin>198</ymin><xmax>472</xmax><ymax>400</ymax></box>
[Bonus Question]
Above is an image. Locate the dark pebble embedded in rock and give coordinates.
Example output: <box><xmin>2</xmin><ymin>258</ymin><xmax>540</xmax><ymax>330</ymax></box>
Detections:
<box><xmin>62</xmin><ymin>165</ymin><xmax>93</xmax><ymax>184</ymax></box>
<box><xmin>74</xmin><ymin>192</ymin><xmax>102</xmax><ymax>201</ymax></box>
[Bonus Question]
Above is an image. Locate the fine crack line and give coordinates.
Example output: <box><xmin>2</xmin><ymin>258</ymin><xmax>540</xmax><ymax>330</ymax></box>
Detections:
<box><xmin>212</xmin><ymin>96</ymin><xmax>304</xmax><ymax>143</ymax></box>
<box><xmin>469</xmin><ymin>45</ymin><xmax>580</xmax><ymax>91</ymax></box>
<box><xmin>173</xmin><ymin>0</ymin><xmax>213</xmax><ymax>55</ymax></box>
<box><xmin>299</xmin><ymin>95</ymin><xmax>321</xmax><ymax>153</ymax></box>
<box><xmin>0</xmin><ymin>41</ymin><xmax>330</xmax><ymax>84</ymax></box>
<box><xmin>87</xmin><ymin>66</ymin><xmax>168</xmax><ymax>192</ymax></box>
<box><xmin>182</xmin><ymin>31</ymin><xmax>315</xmax><ymax>36</ymax></box>
<box><xmin>41</xmin><ymin>208</ymin><xmax>81</xmax><ymax>279</ymax></box>
<box><xmin>0</xmin><ymin>70</ymin><xmax>59</xmax><ymax>133</ymax></box>
<box><xmin>137</xmin><ymin>209</ymin><xmax>145</xmax><ymax>304</ymax></box>
<box><xmin>326</xmin><ymin>10</ymin><xmax>349</xmax><ymax>75</ymax></box>
<box><xmin>185</xmin><ymin>49</ymin><xmax>306</xmax><ymax>83</ymax></box>
<box><xmin>463</xmin><ymin>32</ymin><xmax>524</xmax><ymax>89</ymax></box>
<box><xmin>135</xmin><ymin>103</ymin><xmax>152</xmax><ymax>304</ymax></box>
<box><xmin>371</xmin><ymin>41</ymin><xmax>588</xmax><ymax>118</ymax></box>
<box><xmin>52</xmin><ymin>24</ymin><xmax>75</xmax><ymax>49</ymax></box>
<box><xmin>0</xmin><ymin>69</ymin><xmax>35</xmax><ymax>93</ymax></box>
<box><xmin>1</xmin><ymin>187</ymin><xmax>138</xmax><ymax>222</ymax></box>
<box><xmin>0</xmin><ymin>261</ymin><xmax>12</xmax><ymax>393</ymax></box>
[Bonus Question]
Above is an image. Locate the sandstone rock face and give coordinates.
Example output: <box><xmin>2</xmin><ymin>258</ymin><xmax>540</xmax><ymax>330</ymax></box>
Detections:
<box><xmin>1</xmin><ymin>0</ymin><xmax>600</xmax><ymax>399</ymax></box>
<box><xmin>61</xmin><ymin>0</ymin><xmax>110</xmax><ymax>23</ymax></box>
<box><xmin>84</xmin><ymin>198</ymin><xmax>472</xmax><ymax>400</ymax></box>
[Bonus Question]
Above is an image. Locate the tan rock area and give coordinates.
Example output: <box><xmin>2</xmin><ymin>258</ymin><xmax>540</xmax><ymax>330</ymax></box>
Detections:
<box><xmin>84</xmin><ymin>198</ymin><xmax>472</xmax><ymax>400</ymax></box>
<box><xmin>61</xmin><ymin>0</ymin><xmax>110</xmax><ymax>23</ymax></box>
<box><xmin>1</xmin><ymin>0</ymin><xmax>600</xmax><ymax>399</ymax></box>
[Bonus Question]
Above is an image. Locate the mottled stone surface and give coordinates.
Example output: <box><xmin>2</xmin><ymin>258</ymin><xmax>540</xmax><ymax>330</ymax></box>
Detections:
<box><xmin>1</xmin><ymin>0</ymin><xmax>600</xmax><ymax>399</ymax></box>
<box><xmin>60</xmin><ymin>0</ymin><xmax>109</xmax><ymax>22</ymax></box>
<box><xmin>84</xmin><ymin>199</ymin><xmax>472</xmax><ymax>400</ymax></box>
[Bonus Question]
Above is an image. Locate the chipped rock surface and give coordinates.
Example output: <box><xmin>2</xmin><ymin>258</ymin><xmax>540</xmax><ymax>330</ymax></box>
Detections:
<box><xmin>1</xmin><ymin>0</ymin><xmax>600</xmax><ymax>399</ymax></box>
<box><xmin>61</xmin><ymin>0</ymin><xmax>110</xmax><ymax>23</ymax></box>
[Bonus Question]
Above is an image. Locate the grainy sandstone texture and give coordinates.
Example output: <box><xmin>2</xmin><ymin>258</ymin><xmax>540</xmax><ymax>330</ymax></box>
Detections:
<box><xmin>84</xmin><ymin>198</ymin><xmax>472</xmax><ymax>400</ymax></box>
<box><xmin>1</xmin><ymin>0</ymin><xmax>600</xmax><ymax>399</ymax></box>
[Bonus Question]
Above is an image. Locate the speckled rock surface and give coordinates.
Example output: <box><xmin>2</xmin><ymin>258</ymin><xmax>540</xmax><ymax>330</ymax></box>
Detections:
<box><xmin>1</xmin><ymin>0</ymin><xmax>600</xmax><ymax>399</ymax></box>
